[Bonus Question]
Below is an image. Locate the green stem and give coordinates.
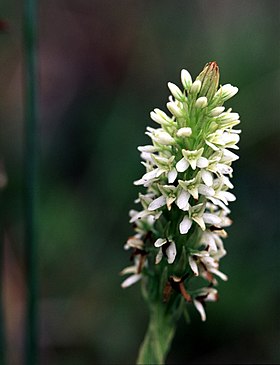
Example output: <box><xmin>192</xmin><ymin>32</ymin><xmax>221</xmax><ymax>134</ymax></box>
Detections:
<box><xmin>0</xmin><ymin>216</ymin><xmax>5</xmax><ymax>365</ymax></box>
<box><xmin>136</xmin><ymin>302</ymin><xmax>176</xmax><ymax>365</ymax></box>
<box><xmin>23</xmin><ymin>0</ymin><xmax>38</xmax><ymax>364</ymax></box>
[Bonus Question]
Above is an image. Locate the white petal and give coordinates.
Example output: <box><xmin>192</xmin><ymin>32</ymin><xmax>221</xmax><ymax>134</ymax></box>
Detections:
<box><xmin>222</xmin><ymin>191</ymin><xmax>236</xmax><ymax>202</ymax></box>
<box><xmin>192</xmin><ymin>216</ymin><xmax>206</xmax><ymax>231</ymax></box>
<box><xmin>148</xmin><ymin>195</ymin><xmax>166</xmax><ymax>211</ymax></box>
<box><xmin>137</xmin><ymin>145</ymin><xmax>157</xmax><ymax>153</ymax></box>
<box><xmin>189</xmin><ymin>159</ymin><xmax>197</xmax><ymax>170</ymax></box>
<box><xmin>121</xmin><ymin>274</ymin><xmax>142</xmax><ymax>288</ymax></box>
<box><xmin>201</xmin><ymin>232</ymin><xmax>217</xmax><ymax>252</ymax></box>
<box><xmin>142</xmin><ymin>169</ymin><xmax>159</xmax><ymax>181</ymax></box>
<box><xmin>166</xmin><ymin>241</ymin><xmax>177</xmax><ymax>264</ymax></box>
<box><xmin>198</xmin><ymin>184</ymin><xmax>215</xmax><ymax>197</ymax></box>
<box><xmin>216</xmin><ymin>163</ymin><xmax>233</xmax><ymax>175</ymax></box>
<box><xmin>179</xmin><ymin>216</ymin><xmax>192</xmax><ymax>234</ymax></box>
<box><xmin>154</xmin><ymin>238</ymin><xmax>167</xmax><ymax>247</ymax></box>
<box><xmin>155</xmin><ymin>248</ymin><xmax>163</xmax><ymax>264</ymax></box>
<box><xmin>206</xmin><ymin>140</ymin><xmax>219</xmax><ymax>151</ymax></box>
<box><xmin>210</xmin><ymin>268</ymin><xmax>228</xmax><ymax>281</ymax></box>
<box><xmin>197</xmin><ymin>157</ymin><xmax>209</xmax><ymax>168</ymax></box>
<box><xmin>222</xmin><ymin>149</ymin><xmax>239</xmax><ymax>162</ymax></box>
<box><xmin>168</xmin><ymin>168</ymin><xmax>178</xmax><ymax>183</ymax></box>
<box><xmin>201</xmin><ymin>170</ymin><xmax>213</xmax><ymax>187</ymax></box>
<box><xmin>120</xmin><ymin>266</ymin><xmax>137</xmax><ymax>275</ymax></box>
<box><xmin>176</xmin><ymin>190</ymin><xmax>190</xmax><ymax>211</ymax></box>
<box><xmin>176</xmin><ymin>158</ymin><xmax>189</xmax><ymax>172</ymax></box>
<box><xmin>203</xmin><ymin>213</ymin><xmax>222</xmax><ymax>225</ymax></box>
<box><xmin>193</xmin><ymin>299</ymin><xmax>206</xmax><ymax>322</ymax></box>
<box><xmin>189</xmin><ymin>256</ymin><xmax>199</xmax><ymax>276</ymax></box>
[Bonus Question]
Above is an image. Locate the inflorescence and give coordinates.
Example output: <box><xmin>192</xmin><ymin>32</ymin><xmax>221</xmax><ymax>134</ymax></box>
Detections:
<box><xmin>121</xmin><ymin>62</ymin><xmax>240</xmax><ymax>321</ymax></box>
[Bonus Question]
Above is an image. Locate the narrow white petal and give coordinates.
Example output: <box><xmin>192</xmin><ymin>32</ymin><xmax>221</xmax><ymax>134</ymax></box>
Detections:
<box><xmin>176</xmin><ymin>158</ymin><xmax>189</xmax><ymax>172</ymax></box>
<box><xmin>166</xmin><ymin>241</ymin><xmax>177</xmax><ymax>264</ymax></box>
<box><xmin>148</xmin><ymin>195</ymin><xmax>166</xmax><ymax>211</ymax></box>
<box><xmin>168</xmin><ymin>168</ymin><xmax>178</xmax><ymax>184</ymax></box>
<box><xmin>121</xmin><ymin>274</ymin><xmax>142</xmax><ymax>288</ymax></box>
<box><xmin>222</xmin><ymin>191</ymin><xmax>236</xmax><ymax>202</ymax></box>
<box><xmin>137</xmin><ymin>145</ymin><xmax>157</xmax><ymax>153</ymax></box>
<box><xmin>201</xmin><ymin>170</ymin><xmax>213</xmax><ymax>187</ymax></box>
<box><xmin>155</xmin><ymin>248</ymin><xmax>163</xmax><ymax>264</ymax></box>
<box><xmin>142</xmin><ymin>169</ymin><xmax>159</xmax><ymax>181</ymax></box>
<box><xmin>193</xmin><ymin>299</ymin><xmax>206</xmax><ymax>322</ymax></box>
<box><xmin>210</xmin><ymin>268</ymin><xmax>228</xmax><ymax>281</ymax></box>
<box><xmin>222</xmin><ymin>149</ymin><xmax>239</xmax><ymax>162</ymax></box>
<box><xmin>133</xmin><ymin>178</ymin><xmax>146</xmax><ymax>186</ymax></box>
<box><xmin>203</xmin><ymin>213</ymin><xmax>222</xmax><ymax>225</ymax></box>
<box><xmin>189</xmin><ymin>256</ymin><xmax>199</xmax><ymax>276</ymax></box>
<box><xmin>120</xmin><ymin>266</ymin><xmax>137</xmax><ymax>275</ymax></box>
<box><xmin>205</xmin><ymin>140</ymin><xmax>219</xmax><ymax>151</ymax></box>
<box><xmin>192</xmin><ymin>216</ymin><xmax>206</xmax><ymax>231</ymax></box>
<box><xmin>154</xmin><ymin>238</ymin><xmax>167</xmax><ymax>247</ymax></box>
<box><xmin>179</xmin><ymin>216</ymin><xmax>192</xmax><ymax>234</ymax></box>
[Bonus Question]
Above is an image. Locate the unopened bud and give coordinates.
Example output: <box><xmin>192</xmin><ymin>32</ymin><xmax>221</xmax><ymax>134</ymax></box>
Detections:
<box><xmin>167</xmin><ymin>82</ymin><xmax>185</xmax><ymax>102</ymax></box>
<box><xmin>181</xmin><ymin>69</ymin><xmax>192</xmax><ymax>90</ymax></box>
<box><xmin>176</xmin><ymin>127</ymin><xmax>192</xmax><ymax>137</ymax></box>
<box><xmin>196</xmin><ymin>61</ymin><xmax>220</xmax><ymax>100</ymax></box>
<box><xmin>195</xmin><ymin>96</ymin><xmax>208</xmax><ymax>108</ymax></box>
<box><xmin>190</xmin><ymin>80</ymin><xmax>201</xmax><ymax>95</ymax></box>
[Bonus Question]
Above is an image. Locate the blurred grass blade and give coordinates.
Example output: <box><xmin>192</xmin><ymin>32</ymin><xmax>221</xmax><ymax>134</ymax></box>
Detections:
<box><xmin>23</xmin><ymin>0</ymin><xmax>39</xmax><ymax>364</ymax></box>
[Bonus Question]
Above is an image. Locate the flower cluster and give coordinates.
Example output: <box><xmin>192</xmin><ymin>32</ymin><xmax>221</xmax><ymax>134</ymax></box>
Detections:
<box><xmin>121</xmin><ymin>62</ymin><xmax>240</xmax><ymax>321</ymax></box>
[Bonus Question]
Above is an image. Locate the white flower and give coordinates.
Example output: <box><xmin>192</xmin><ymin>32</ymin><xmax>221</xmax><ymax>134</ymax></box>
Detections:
<box><xmin>176</xmin><ymin>148</ymin><xmax>206</xmax><ymax>172</ymax></box>
<box><xmin>166</xmin><ymin>99</ymin><xmax>185</xmax><ymax>118</ymax></box>
<box><xmin>154</xmin><ymin>238</ymin><xmax>177</xmax><ymax>264</ymax></box>
<box><xmin>152</xmin><ymin>130</ymin><xmax>175</xmax><ymax>145</ymax></box>
<box><xmin>215</xmin><ymin>83</ymin><xmax>238</xmax><ymax>101</ymax></box>
<box><xmin>150</xmin><ymin>108</ymin><xmax>174</xmax><ymax>126</ymax></box>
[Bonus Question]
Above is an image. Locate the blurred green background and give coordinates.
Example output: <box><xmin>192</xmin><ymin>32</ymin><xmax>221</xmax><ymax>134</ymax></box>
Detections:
<box><xmin>0</xmin><ymin>0</ymin><xmax>279</xmax><ymax>364</ymax></box>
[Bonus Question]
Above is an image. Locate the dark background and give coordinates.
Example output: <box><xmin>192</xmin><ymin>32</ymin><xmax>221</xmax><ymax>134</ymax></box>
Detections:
<box><xmin>0</xmin><ymin>0</ymin><xmax>279</xmax><ymax>364</ymax></box>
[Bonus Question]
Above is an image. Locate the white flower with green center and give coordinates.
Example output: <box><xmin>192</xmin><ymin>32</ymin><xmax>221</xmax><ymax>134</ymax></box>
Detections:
<box><xmin>121</xmin><ymin>61</ymin><xmax>241</xmax><ymax>364</ymax></box>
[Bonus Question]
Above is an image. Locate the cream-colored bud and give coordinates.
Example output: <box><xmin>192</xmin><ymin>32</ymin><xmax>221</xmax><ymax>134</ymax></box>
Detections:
<box><xmin>190</xmin><ymin>80</ymin><xmax>201</xmax><ymax>94</ymax></box>
<box><xmin>181</xmin><ymin>69</ymin><xmax>192</xmax><ymax>90</ymax></box>
<box><xmin>166</xmin><ymin>101</ymin><xmax>184</xmax><ymax>118</ymax></box>
<box><xmin>167</xmin><ymin>82</ymin><xmax>185</xmax><ymax>101</ymax></box>
<box><xmin>210</xmin><ymin>106</ymin><xmax>225</xmax><ymax>117</ymax></box>
<box><xmin>195</xmin><ymin>96</ymin><xmax>208</xmax><ymax>108</ymax></box>
<box><xmin>176</xmin><ymin>127</ymin><xmax>192</xmax><ymax>137</ymax></box>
